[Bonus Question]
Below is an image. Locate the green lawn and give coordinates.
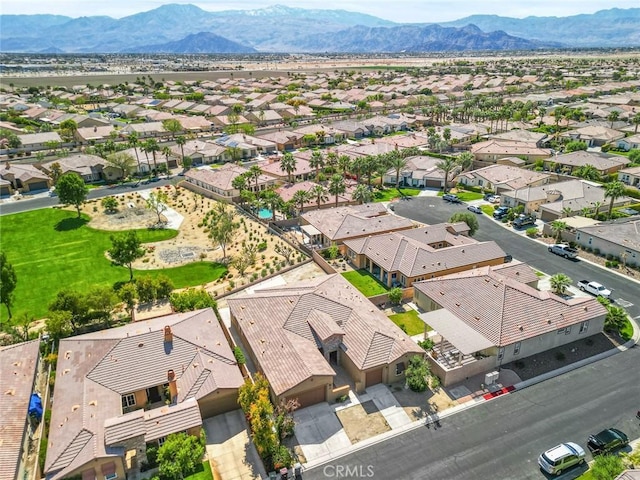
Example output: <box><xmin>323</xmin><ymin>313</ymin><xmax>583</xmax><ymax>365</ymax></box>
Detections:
<box><xmin>374</xmin><ymin>187</ymin><xmax>422</xmax><ymax>202</ymax></box>
<box><xmin>480</xmin><ymin>204</ymin><xmax>495</xmax><ymax>216</ymax></box>
<box><xmin>388</xmin><ymin>310</ymin><xmax>429</xmax><ymax>336</ymax></box>
<box><xmin>437</xmin><ymin>191</ymin><xmax>484</xmax><ymax>202</ymax></box>
<box><xmin>341</xmin><ymin>270</ymin><xmax>389</xmax><ymax>296</ymax></box>
<box><xmin>184</xmin><ymin>462</ymin><xmax>213</xmax><ymax>480</ymax></box>
<box><xmin>0</xmin><ymin>209</ymin><xmax>227</xmax><ymax>322</ymax></box>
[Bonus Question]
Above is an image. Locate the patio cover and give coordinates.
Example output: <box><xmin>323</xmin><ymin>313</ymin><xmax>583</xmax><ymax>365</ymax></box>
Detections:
<box><xmin>419</xmin><ymin>309</ymin><xmax>494</xmax><ymax>355</ymax></box>
<box><xmin>301</xmin><ymin>224</ymin><xmax>321</xmax><ymax>236</ymax></box>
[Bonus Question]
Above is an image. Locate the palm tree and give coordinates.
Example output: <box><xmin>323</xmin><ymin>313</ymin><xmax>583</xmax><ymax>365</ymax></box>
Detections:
<box><xmin>280</xmin><ymin>152</ymin><xmax>297</xmax><ymax>184</ymax></box>
<box><xmin>361</xmin><ymin>155</ymin><xmax>379</xmax><ymax>188</ymax></box>
<box><xmin>592</xmin><ymin>201</ymin><xmax>602</xmax><ymax>218</ymax></box>
<box><xmin>337</xmin><ymin>155</ymin><xmax>351</xmax><ymax>176</ymax></box>
<box><xmin>352</xmin><ymin>184</ymin><xmax>372</xmax><ymax>204</ymax></box>
<box><xmin>310</xmin><ymin>184</ymin><xmax>328</xmax><ymax>209</ymax></box>
<box><xmin>604</xmin><ymin>181</ymin><xmax>626</xmax><ymax>220</ymax></box>
<box><xmin>175</xmin><ymin>135</ymin><xmax>187</xmax><ymax>167</ymax></box>
<box><xmin>632</xmin><ymin>112</ymin><xmax>640</xmax><ymax>134</ymax></box>
<box><xmin>162</xmin><ymin>119</ymin><xmax>183</xmax><ymax>139</ymax></box>
<box><xmin>389</xmin><ymin>154</ymin><xmax>408</xmax><ymax>187</ymax></box>
<box><xmin>436</xmin><ymin>156</ymin><xmax>458</xmax><ymax>193</ymax></box>
<box><xmin>310</xmin><ymin>150</ymin><xmax>324</xmax><ymax>182</ymax></box>
<box><xmin>550</xmin><ymin>220</ymin><xmax>567</xmax><ymax>242</ymax></box>
<box><xmin>161</xmin><ymin>146</ymin><xmax>172</xmax><ymax>171</ymax></box>
<box><xmin>247</xmin><ymin>165</ymin><xmax>263</xmax><ymax>192</ymax></box>
<box><xmin>561</xmin><ymin>207</ymin><xmax>573</xmax><ymax>218</ymax></box>
<box><xmin>291</xmin><ymin>189</ymin><xmax>311</xmax><ymax>215</ymax></box>
<box><xmin>607</xmin><ymin>110</ymin><xmax>620</xmax><ymax>129</ymax></box>
<box><xmin>574</xmin><ymin>164</ymin><xmax>601</xmax><ymax>182</ymax></box>
<box><xmin>127</xmin><ymin>131</ymin><xmax>142</xmax><ymax>174</ymax></box>
<box><xmin>550</xmin><ymin>273</ymin><xmax>572</xmax><ymax>296</ymax></box>
<box><xmin>328</xmin><ymin>174</ymin><xmax>346</xmax><ymax>207</ymax></box>
<box><xmin>142</xmin><ymin>139</ymin><xmax>159</xmax><ymax>175</ymax></box>
<box><xmin>457</xmin><ymin>152</ymin><xmax>474</xmax><ymax>172</ymax></box>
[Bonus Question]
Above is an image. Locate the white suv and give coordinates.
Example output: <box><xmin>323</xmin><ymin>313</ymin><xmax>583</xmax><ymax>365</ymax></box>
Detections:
<box><xmin>538</xmin><ymin>442</ymin><xmax>585</xmax><ymax>475</ymax></box>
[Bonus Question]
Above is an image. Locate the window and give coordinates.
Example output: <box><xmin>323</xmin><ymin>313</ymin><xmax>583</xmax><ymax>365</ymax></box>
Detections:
<box><xmin>498</xmin><ymin>347</ymin><xmax>504</xmax><ymax>361</ymax></box>
<box><xmin>565</xmin><ymin>326</ymin><xmax>571</xmax><ymax>335</ymax></box>
<box><xmin>157</xmin><ymin>436</ymin><xmax>167</xmax><ymax>447</ymax></box>
<box><xmin>579</xmin><ymin>321</ymin><xmax>589</xmax><ymax>334</ymax></box>
<box><xmin>513</xmin><ymin>342</ymin><xmax>521</xmax><ymax>355</ymax></box>
<box><xmin>557</xmin><ymin>328</ymin><xmax>565</xmax><ymax>335</ymax></box>
<box><xmin>105</xmin><ymin>474</ymin><xmax>117</xmax><ymax>480</ymax></box>
<box><xmin>588</xmin><ymin>237</ymin><xmax>593</xmax><ymax>245</ymax></box>
<box><xmin>395</xmin><ymin>362</ymin><xmax>406</xmax><ymax>376</ymax></box>
<box><xmin>121</xmin><ymin>394</ymin><xmax>136</xmax><ymax>409</ymax></box>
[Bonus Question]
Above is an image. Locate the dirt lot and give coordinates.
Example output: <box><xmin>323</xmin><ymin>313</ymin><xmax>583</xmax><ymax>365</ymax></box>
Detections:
<box><xmin>336</xmin><ymin>400</ymin><xmax>391</xmax><ymax>444</ymax></box>
<box><xmin>388</xmin><ymin>381</ymin><xmax>457</xmax><ymax>421</ymax></box>
<box><xmin>79</xmin><ymin>185</ymin><xmax>307</xmax><ymax>294</ymax></box>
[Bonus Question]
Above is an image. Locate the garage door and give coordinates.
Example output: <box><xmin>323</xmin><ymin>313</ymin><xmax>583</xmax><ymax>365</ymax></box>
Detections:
<box><xmin>365</xmin><ymin>368</ymin><xmax>383</xmax><ymax>388</ymax></box>
<box><xmin>28</xmin><ymin>181</ymin><xmax>49</xmax><ymax>192</ymax></box>
<box><xmin>287</xmin><ymin>387</ymin><xmax>325</xmax><ymax>408</ymax></box>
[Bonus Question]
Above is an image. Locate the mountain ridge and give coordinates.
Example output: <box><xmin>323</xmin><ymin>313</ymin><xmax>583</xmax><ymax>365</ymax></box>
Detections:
<box><xmin>1</xmin><ymin>5</ymin><xmax>638</xmax><ymax>53</ymax></box>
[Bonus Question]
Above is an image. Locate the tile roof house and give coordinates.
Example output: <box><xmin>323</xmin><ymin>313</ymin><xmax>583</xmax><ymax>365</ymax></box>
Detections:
<box><xmin>0</xmin><ymin>177</ymin><xmax>13</xmax><ymax>196</ymax></box>
<box><xmin>457</xmin><ymin>164</ymin><xmax>551</xmax><ymax>193</ymax></box>
<box><xmin>618</xmin><ymin>165</ymin><xmax>640</xmax><ymax>188</ymax></box>
<box><xmin>383</xmin><ymin>155</ymin><xmax>447</xmax><ymax>189</ymax></box>
<box><xmin>501</xmin><ymin>179</ymin><xmax>631</xmax><ymax>221</ymax></box>
<box><xmin>0</xmin><ymin>340</ymin><xmax>42</xmax><ymax>480</ymax></box>
<box><xmin>560</xmin><ymin>125</ymin><xmax>625</xmax><ymax>147</ymax></box>
<box><xmin>227</xmin><ymin>274</ymin><xmax>424</xmax><ymax>407</ymax></box>
<box><xmin>471</xmin><ymin>140</ymin><xmax>552</xmax><ymax>163</ymax></box>
<box><xmin>413</xmin><ymin>265</ymin><xmax>607</xmax><ymax>386</ymax></box>
<box><xmin>256</xmin><ymin>130</ymin><xmax>301</xmax><ymax>151</ymax></box>
<box><xmin>300</xmin><ymin>203</ymin><xmax>415</xmax><ymax>247</ymax></box>
<box><xmin>15</xmin><ymin>132</ymin><xmax>63</xmax><ymax>152</ymax></box>
<box><xmin>183</xmin><ymin>163</ymin><xmax>276</xmax><ymax>200</ymax></box>
<box><xmin>575</xmin><ymin>216</ymin><xmax>640</xmax><ymax>267</ymax></box>
<box><xmin>259</xmin><ymin>156</ymin><xmax>315</xmax><ymax>183</ymax></box>
<box><xmin>487</xmin><ymin>129</ymin><xmax>549</xmax><ymax>147</ymax></box>
<box><xmin>74</xmin><ymin>125</ymin><xmax>116</xmax><ymax>144</ymax></box>
<box><xmin>168</xmin><ymin>140</ymin><xmax>228</xmax><ymax>166</ymax></box>
<box><xmin>41</xmin><ymin>154</ymin><xmax>110</xmax><ymax>183</ymax></box>
<box><xmin>548</xmin><ymin>151</ymin><xmax>630</xmax><ymax>175</ymax></box>
<box><xmin>0</xmin><ymin>161</ymin><xmax>51</xmax><ymax>192</ymax></box>
<box><xmin>343</xmin><ymin>223</ymin><xmax>509</xmax><ymax>288</ymax></box>
<box><xmin>44</xmin><ymin>309</ymin><xmax>243</xmax><ymax>480</ymax></box>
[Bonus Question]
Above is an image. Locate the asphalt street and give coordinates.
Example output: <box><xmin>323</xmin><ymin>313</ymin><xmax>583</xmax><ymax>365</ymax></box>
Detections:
<box><xmin>304</xmin><ymin>346</ymin><xmax>640</xmax><ymax>480</ymax></box>
<box><xmin>0</xmin><ymin>177</ymin><xmax>175</xmax><ymax>216</ymax></box>
<box><xmin>393</xmin><ymin>197</ymin><xmax>640</xmax><ymax>321</ymax></box>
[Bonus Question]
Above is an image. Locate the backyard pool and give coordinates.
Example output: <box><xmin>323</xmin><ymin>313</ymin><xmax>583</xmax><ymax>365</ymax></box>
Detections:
<box><xmin>258</xmin><ymin>208</ymin><xmax>272</xmax><ymax>219</ymax></box>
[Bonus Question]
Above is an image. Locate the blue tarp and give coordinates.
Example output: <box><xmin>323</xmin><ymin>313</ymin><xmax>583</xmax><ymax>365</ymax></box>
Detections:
<box><xmin>28</xmin><ymin>393</ymin><xmax>43</xmax><ymax>421</ymax></box>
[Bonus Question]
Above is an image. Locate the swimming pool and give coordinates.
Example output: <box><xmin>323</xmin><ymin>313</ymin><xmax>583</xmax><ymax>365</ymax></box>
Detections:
<box><xmin>258</xmin><ymin>208</ymin><xmax>272</xmax><ymax>219</ymax></box>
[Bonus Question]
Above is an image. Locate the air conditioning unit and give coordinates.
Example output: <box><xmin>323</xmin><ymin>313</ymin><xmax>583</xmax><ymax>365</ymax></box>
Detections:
<box><xmin>484</xmin><ymin>371</ymin><xmax>499</xmax><ymax>385</ymax></box>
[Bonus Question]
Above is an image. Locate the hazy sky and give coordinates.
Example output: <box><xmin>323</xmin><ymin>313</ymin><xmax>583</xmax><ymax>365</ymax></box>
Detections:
<box><xmin>2</xmin><ymin>0</ymin><xmax>638</xmax><ymax>23</ymax></box>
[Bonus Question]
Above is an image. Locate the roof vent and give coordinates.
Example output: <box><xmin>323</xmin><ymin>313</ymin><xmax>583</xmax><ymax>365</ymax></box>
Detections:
<box><xmin>72</xmin><ymin>405</ymin><xmax>80</xmax><ymax>412</ymax></box>
<box><xmin>138</xmin><ymin>343</ymin><xmax>144</xmax><ymax>348</ymax></box>
<box><xmin>164</xmin><ymin>325</ymin><xmax>173</xmax><ymax>343</ymax></box>
<box><xmin>519</xmin><ymin>325</ymin><xmax>524</xmax><ymax>331</ymax></box>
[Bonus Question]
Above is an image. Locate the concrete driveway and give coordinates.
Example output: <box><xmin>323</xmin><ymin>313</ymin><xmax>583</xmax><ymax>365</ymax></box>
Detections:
<box><xmin>203</xmin><ymin>409</ymin><xmax>266</xmax><ymax>480</ymax></box>
<box><xmin>293</xmin><ymin>402</ymin><xmax>351</xmax><ymax>465</ymax></box>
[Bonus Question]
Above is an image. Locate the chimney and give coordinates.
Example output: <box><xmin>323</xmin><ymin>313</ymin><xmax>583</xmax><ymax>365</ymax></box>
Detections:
<box><xmin>93</xmin><ymin>126</ymin><xmax>97</xmax><ymax>132</ymax></box>
<box><xmin>167</xmin><ymin>369</ymin><xmax>178</xmax><ymax>403</ymax></box>
<box><xmin>5</xmin><ymin>162</ymin><xmax>9</xmax><ymax>169</ymax></box>
<box><xmin>164</xmin><ymin>325</ymin><xmax>173</xmax><ymax>343</ymax></box>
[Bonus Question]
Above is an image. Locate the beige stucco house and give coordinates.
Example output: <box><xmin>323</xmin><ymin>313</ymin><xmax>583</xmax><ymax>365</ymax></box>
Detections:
<box><xmin>457</xmin><ymin>164</ymin><xmax>551</xmax><ymax>193</ymax></box>
<box><xmin>227</xmin><ymin>274</ymin><xmax>424</xmax><ymax>407</ymax></box>
<box><xmin>343</xmin><ymin>223</ymin><xmax>509</xmax><ymax>288</ymax></box>
<box><xmin>575</xmin><ymin>216</ymin><xmax>640</xmax><ymax>267</ymax></box>
<box><xmin>413</xmin><ymin>265</ymin><xmax>607</xmax><ymax>386</ymax></box>
<box><xmin>44</xmin><ymin>309</ymin><xmax>244</xmax><ymax>480</ymax></box>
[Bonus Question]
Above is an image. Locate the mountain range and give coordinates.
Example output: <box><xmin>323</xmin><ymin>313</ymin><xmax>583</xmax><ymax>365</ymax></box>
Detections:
<box><xmin>0</xmin><ymin>4</ymin><xmax>638</xmax><ymax>54</ymax></box>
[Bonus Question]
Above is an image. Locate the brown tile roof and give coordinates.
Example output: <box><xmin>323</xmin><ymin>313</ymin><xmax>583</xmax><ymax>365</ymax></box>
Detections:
<box><xmin>344</xmin><ymin>224</ymin><xmax>506</xmax><ymax>278</ymax></box>
<box><xmin>301</xmin><ymin>204</ymin><xmax>414</xmax><ymax>242</ymax></box>
<box><xmin>0</xmin><ymin>340</ymin><xmax>40</xmax><ymax>480</ymax></box>
<box><xmin>45</xmin><ymin>309</ymin><xmax>242</xmax><ymax>480</ymax></box>
<box><xmin>185</xmin><ymin>163</ymin><xmax>272</xmax><ymax>192</ymax></box>
<box><xmin>413</xmin><ymin>267</ymin><xmax>607</xmax><ymax>347</ymax></box>
<box><xmin>227</xmin><ymin>275</ymin><xmax>422</xmax><ymax>396</ymax></box>
<box><xmin>104</xmin><ymin>398</ymin><xmax>202</xmax><ymax>445</ymax></box>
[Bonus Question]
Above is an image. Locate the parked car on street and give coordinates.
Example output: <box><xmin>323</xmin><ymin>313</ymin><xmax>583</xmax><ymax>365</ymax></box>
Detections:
<box><xmin>442</xmin><ymin>193</ymin><xmax>461</xmax><ymax>203</ymax></box>
<box><xmin>587</xmin><ymin>428</ymin><xmax>628</xmax><ymax>455</ymax></box>
<box><xmin>548</xmin><ymin>244</ymin><xmax>579</xmax><ymax>259</ymax></box>
<box><xmin>577</xmin><ymin>280</ymin><xmax>612</xmax><ymax>299</ymax></box>
<box><xmin>538</xmin><ymin>442</ymin><xmax>585</xmax><ymax>475</ymax></box>
<box><xmin>467</xmin><ymin>205</ymin><xmax>482</xmax><ymax>214</ymax></box>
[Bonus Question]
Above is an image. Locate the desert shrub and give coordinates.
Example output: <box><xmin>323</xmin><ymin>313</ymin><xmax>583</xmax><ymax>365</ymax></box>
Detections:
<box><xmin>418</xmin><ymin>338</ymin><xmax>434</xmax><ymax>351</ymax></box>
<box><xmin>233</xmin><ymin>346</ymin><xmax>246</xmax><ymax>365</ymax></box>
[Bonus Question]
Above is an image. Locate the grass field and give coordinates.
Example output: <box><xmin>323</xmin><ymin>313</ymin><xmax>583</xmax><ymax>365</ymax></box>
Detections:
<box><xmin>184</xmin><ymin>462</ymin><xmax>213</xmax><ymax>480</ymax></box>
<box><xmin>341</xmin><ymin>269</ymin><xmax>389</xmax><ymax>296</ymax></box>
<box><xmin>388</xmin><ymin>310</ymin><xmax>428</xmax><ymax>336</ymax></box>
<box><xmin>437</xmin><ymin>191</ymin><xmax>484</xmax><ymax>202</ymax></box>
<box><xmin>0</xmin><ymin>208</ymin><xmax>227</xmax><ymax>322</ymax></box>
<box><xmin>374</xmin><ymin>187</ymin><xmax>422</xmax><ymax>202</ymax></box>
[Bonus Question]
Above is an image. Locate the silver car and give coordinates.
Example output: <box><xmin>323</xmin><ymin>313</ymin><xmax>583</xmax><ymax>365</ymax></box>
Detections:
<box><xmin>538</xmin><ymin>442</ymin><xmax>585</xmax><ymax>475</ymax></box>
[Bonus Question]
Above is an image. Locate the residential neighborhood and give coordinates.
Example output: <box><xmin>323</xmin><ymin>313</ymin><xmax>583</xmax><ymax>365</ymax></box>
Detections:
<box><xmin>1</xmin><ymin>48</ymin><xmax>640</xmax><ymax>480</ymax></box>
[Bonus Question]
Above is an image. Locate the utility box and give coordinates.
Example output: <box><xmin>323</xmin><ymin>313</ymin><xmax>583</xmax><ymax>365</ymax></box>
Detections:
<box><xmin>485</xmin><ymin>371</ymin><xmax>499</xmax><ymax>385</ymax></box>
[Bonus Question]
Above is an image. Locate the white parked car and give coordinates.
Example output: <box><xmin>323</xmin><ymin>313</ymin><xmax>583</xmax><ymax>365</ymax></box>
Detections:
<box><xmin>538</xmin><ymin>442</ymin><xmax>585</xmax><ymax>475</ymax></box>
<box><xmin>467</xmin><ymin>205</ymin><xmax>482</xmax><ymax>214</ymax></box>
